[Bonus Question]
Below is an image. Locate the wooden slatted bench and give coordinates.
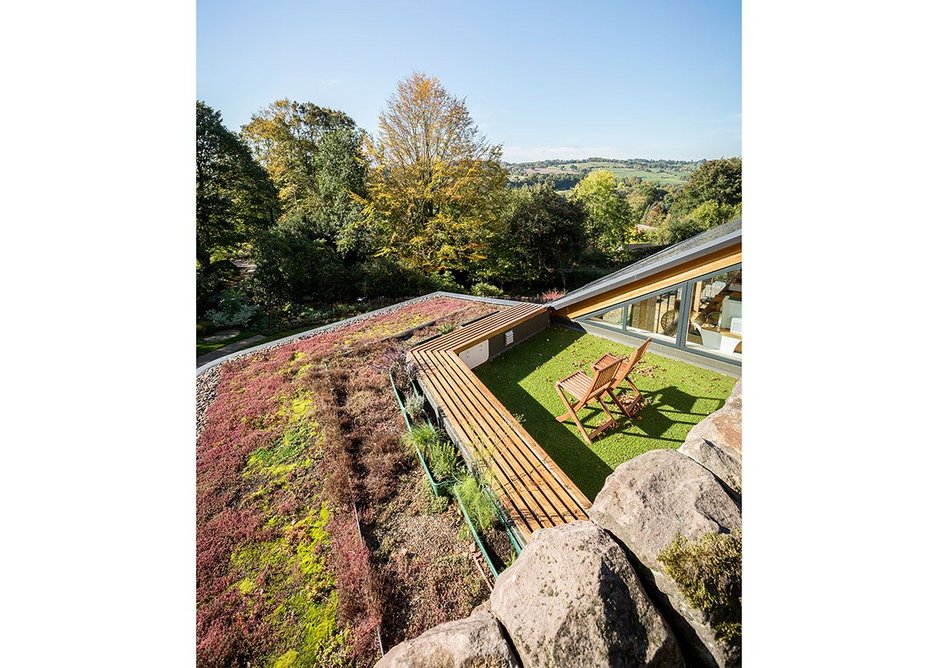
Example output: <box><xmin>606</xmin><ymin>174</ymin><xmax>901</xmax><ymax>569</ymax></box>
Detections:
<box><xmin>409</xmin><ymin>302</ymin><xmax>591</xmax><ymax>545</ymax></box>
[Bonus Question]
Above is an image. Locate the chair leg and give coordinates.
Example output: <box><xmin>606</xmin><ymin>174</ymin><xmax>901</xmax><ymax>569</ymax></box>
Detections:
<box><xmin>596</xmin><ymin>395</ymin><xmax>616</xmax><ymax>422</ymax></box>
<box><xmin>626</xmin><ymin>378</ymin><xmax>643</xmax><ymax>404</ymax></box>
<box><xmin>571</xmin><ymin>410</ymin><xmax>593</xmax><ymax>444</ymax></box>
<box><xmin>606</xmin><ymin>389</ymin><xmax>627</xmax><ymax>415</ymax></box>
<box><xmin>555</xmin><ymin>385</ymin><xmax>575</xmax><ymax>422</ymax></box>
<box><xmin>556</xmin><ymin>386</ymin><xmax>592</xmax><ymax>443</ymax></box>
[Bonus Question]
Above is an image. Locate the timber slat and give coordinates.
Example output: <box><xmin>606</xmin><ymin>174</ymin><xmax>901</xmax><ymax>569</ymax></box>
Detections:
<box><xmin>408</xmin><ymin>301</ymin><xmax>590</xmax><ymax>543</ymax></box>
<box><xmin>412</xmin><ymin>302</ymin><xmax>546</xmax><ymax>354</ymax></box>
<box><xmin>412</xmin><ymin>351</ymin><xmax>536</xmax><ymax>535</ymax></box>
<box><xmin>438</xmin><ymin>351</ymin><xmax>585</xmax><ymax>518</ymax></box>
<box><xmin>420</xmin><ymin>350</ymin><xmax>568</xmax><ymax>526</ymax></box>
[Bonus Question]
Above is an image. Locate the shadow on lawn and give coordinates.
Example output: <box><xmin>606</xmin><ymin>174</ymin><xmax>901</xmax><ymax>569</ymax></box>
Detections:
<box><xmin>476</xmin><ymin>328</ymin><xmax>730</xmax><ymax>501</ymax></box>
<box><xmin>503</xmin><ymin>388</ymin><xmax>614</xmax><ymax>500</ymax></box>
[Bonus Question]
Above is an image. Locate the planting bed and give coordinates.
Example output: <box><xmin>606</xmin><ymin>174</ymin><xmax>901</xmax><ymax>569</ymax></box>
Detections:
<box><xmin>196</xmin><ymin>296</ymin><xmax>502</xmax><ymax>667</ymax></box>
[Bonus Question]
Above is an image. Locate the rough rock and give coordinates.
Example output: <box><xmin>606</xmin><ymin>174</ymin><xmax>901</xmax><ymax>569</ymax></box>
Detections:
<box><xmin>686</xmin><ymin>381</ymin><xmax>742</xmax><ymax>454</ymax></box>
<box><xmin>376</xmin><ymin>607</ymin><xmax>520</xmax><ymax>668</ymax></box>
<box><xmin>678</xmin><ymin>380</ymin><xmax>742</xmax><ymax>495</ymax></box>
<box><xmin>490</xmin><ymin>521</ymin><xmax>683</xmax><ymax>667</ymax></box>
<box><xmin>677</xmin><ymin>437</ymin><xmax>741</xmax><ymax>498</ymax></box>
<box><xmin>589</xmin><ymin>450</ymin><xmax>741</xmax><ymax>668</ymax></box>
<box><xmin>726</xmin><ymin>378</ymin><xmax>741</xmax><ymax>410</ymax></box>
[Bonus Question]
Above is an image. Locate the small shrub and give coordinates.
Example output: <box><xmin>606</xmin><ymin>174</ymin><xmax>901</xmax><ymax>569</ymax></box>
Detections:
<box><xmin>404</xmin><ymin>392</ymin><xmax>424</xmax><ymax>421</ymax></box>
<box><xmin>453</xmin><ymin>472</ymin><xmax>496</xmax><ymax>532</ymax></box>
<box><xmin>425</xmin><ymin>438</ymin><xmax>458</xmax><ymax>481</ymax></box>
<box><xmin>404</xmin><ymin>422</ymin><xmax>458</xmax><ymax>481</ymax></box>
<box><xmin>379</xmin><ymin>343</ymin><xmax>417</xmax><ymax>388</ymax></box>
<box><xmin>439</xmin><ymin>323</ymin><xmax>456</xmax><ymax>335</ymax></box>
<box><xmin>403</xmin><ymin>422</ymin><xmax>438</xmax><ymax>452</ymax></box>
<box><xmin>469</xmin><ymin>281</ymin><xmax>501</xmax><ymax>297</ymax></box>
<box><xmin>539</xmin><ymin>289</ymin><xmax>566</xmax><ymax>302</ymax></box>
<box><xmin>205</xmin><ymin>289</ymin><xmax>261</xmax><ymax>329</ymax></box>
<box><xmin>658</xmin><ymin>529</ymin><xmax>741</xmax><ymax>647</ymax></box>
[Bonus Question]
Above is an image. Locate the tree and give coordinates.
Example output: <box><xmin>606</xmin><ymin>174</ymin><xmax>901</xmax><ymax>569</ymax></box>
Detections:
<box><xmin>241</xmin><ymin>100</ymin><xmax>366</xmax><ymax>251</ymax></box>
<box><xmin>570</xmin><ymin>169</ymin><xmax>634</xmax><ymax>258</ymax></box>
<box><xmin>366</xmin><ymin>73</ymin><xmax>508</xmax><ymax>280</ymax></box>
<box><xmin>242</xmin><ymin>100</ymin><xmax>371</xmax><ymax>303</ymax></box>
<box><xmin>196</xmin><ymin>101</ymin><xmax>278</xmax><ymax>273</ymax></box>
<box><xmin>490</xmin><ymin>184</ymin><xmax>586</xmax><ymax>290</ymax></box>
<box><xmin>669</xmin><ymin>157</ymin><xmax>741</xmax><ymax>218</ymax></box>
<box><xmin>652</xmin><ymin>157</ymin><xmax>742</xmax><ymax>244</ymax></box>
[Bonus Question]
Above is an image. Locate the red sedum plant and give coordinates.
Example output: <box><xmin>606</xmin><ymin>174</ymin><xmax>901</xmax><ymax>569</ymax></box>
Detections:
<box><xmin>196</xmin><ymin>297</ymin><xmax>496</xmax><ymax>667</ymax></box>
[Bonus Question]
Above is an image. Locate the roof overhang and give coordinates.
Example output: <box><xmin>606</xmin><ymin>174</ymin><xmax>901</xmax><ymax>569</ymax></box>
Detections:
<box><xmin>549</xmin><ymin>224</ymin><xmax>742</xmax><ymax>312</ymax></box>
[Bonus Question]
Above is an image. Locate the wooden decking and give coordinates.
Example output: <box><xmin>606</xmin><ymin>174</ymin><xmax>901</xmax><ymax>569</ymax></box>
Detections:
<box><xmin>409</xmin><ymin>302</ymin><xmax>591</xmax><ymax>544</ymax></box>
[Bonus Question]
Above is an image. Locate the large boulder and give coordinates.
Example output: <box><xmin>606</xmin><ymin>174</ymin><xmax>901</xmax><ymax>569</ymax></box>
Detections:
<box><xmin>678</xmin><ymin>438</ymin><xmax>741</xmax><ymax>498</ymax></box>
<box><xmin>589</xmin><ymin>450</ymin><xmax>741</xmax><ymax>668</ymax></box>
<box><xmin>490</xmin><ymin>521</ymin><xmax>682</xmax><ymax>667</ymax></box>
<box><xmin>679</xmin><ymin>380</ymin><xmax>742</xmax><ymax>496</ymax></box>
<box><xmin>376</xmin><ymin>606</ymin><xmax>520</xmax><ymax>668</ymax></box>
<box><xmin>687</xmin><ymin>382</ymin><xmax>741</xmax><ymax>454</ymax></box>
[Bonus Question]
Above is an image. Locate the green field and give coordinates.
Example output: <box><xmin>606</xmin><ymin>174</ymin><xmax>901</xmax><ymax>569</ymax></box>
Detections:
<box><xmin>507</xmin><ymin>158</ymin><xmax>701</xmax><ymax>186</ymax></box>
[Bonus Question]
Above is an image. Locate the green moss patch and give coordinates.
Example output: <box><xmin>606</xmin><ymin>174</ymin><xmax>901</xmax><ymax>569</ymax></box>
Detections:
<box><xmin>230</xmin><ymin>505</ymin><xmax>346</xmax><ymax>667</ymax></box>
<box><xmin>659</xmin><ymin>530</ymin><xmax>742</xmax><ymax>648</ymax></box>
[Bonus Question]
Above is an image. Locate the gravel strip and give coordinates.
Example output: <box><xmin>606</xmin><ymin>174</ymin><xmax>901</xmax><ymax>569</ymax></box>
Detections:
<box><xmin>196</xmin><ymin>365</ymin><xmax>221</xmax><ymax>439</ymax></box>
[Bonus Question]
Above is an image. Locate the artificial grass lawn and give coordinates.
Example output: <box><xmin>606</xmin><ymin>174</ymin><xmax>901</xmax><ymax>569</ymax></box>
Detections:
<box><xmin>473</xmin><ymin>325</ymin><xmax>737</xmax><ymax>500</ymax></box>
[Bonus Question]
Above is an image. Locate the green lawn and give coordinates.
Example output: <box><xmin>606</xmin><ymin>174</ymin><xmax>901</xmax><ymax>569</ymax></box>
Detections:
<box><xmin>474</xmin><ymin>326</ymin><xmax>737</xmax><ymax>500</ymax></box>
<box><xmin>518</xmin><ymin>161</ymin><xmax>693</xmax><ymax>185</ymax></box>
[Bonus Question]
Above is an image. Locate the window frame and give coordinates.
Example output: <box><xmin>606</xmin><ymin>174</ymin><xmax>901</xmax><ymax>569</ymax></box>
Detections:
<box><xmin>576</xmin><ymin>262</ymin><xmax>742</xmax><ymax>366</ymax></box>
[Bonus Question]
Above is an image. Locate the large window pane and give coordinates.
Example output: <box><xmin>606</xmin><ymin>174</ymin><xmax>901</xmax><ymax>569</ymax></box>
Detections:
<box><xmin>685</xmin><ymin>268</ymin><xmax>742</xmax><ymax>358</ymax></box>
<box><xmin>625</xmin><ymin>288</ymin><xmax>681</xmax><ymax>340</ymax></box>
<box><xmin>586</xmin><ymin>307</ymin><xmax>623</xmax><ymax>328</ymax></box>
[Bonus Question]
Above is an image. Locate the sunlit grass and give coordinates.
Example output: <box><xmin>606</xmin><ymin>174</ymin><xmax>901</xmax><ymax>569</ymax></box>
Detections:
<box><xmin>474</xmin><ymin>325</ymin><xmax>736</xmax><ymax>499</ymax></box>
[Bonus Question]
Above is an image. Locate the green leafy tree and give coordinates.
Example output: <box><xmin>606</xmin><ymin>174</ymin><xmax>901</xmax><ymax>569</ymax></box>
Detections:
<box><xmin>196</xmin><ymin>101</ymin><xmax>278</xmax><ymax>273</ymax></box>
<box><xmin>651</xmin><ymin>157</ymin><xmax>742</xmax><ymax>244</ymax></box>
<box><xmin>490</xmin><ymin>184</ymin><xmax>586</xmax><ymax>291</ymax></box>
<box><xmin>670</xmin><ymin>157</ymin><xmax>741</xmax><ymax>218</ymax></box>
<box><xmin>570</xmin><ymin>169</ymin><xmax>634</xmax><ymax>258</ymax></box>
<box><xmin>242</xmin><ymin>100</ymin><xmax>370</xmax><ymax>303</ymax></box>
<box><xmin>242</xmin><ymin>100</ymin><xmax>366</xmax><ymax>251</ymax></box>
<box><xmin>365</xmin><ymin>73</ymin><xmax>508</xmax><ymax>281</ymax></box>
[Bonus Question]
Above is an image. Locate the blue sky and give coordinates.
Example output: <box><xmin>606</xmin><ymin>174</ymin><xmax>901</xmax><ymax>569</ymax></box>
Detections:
<box><xmin>197</xmin><ymin>0</ymin><xmax>740</xmax><ymax>162</ymax></box>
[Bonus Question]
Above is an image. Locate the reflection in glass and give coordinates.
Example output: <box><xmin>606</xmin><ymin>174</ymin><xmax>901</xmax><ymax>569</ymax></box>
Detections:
<box><xmin>625</xmin><ymin>288</ymin><xmax>681</xmax><ymax>340</ymax></box>
<box><xmin>586</xmin><ymin>307</ymin><xmax>623</xmax><ymax>327</ymax></box>
<box><xmin>686</xmin><ymin>268</ymin><xmax>742</xmax><ymax>358</ymax></box>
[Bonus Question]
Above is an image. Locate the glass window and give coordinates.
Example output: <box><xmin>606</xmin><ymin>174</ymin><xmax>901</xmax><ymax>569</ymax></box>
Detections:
<box><xmin>685</xmin><ymin>268</ymin><xmax>742</xmax><ymax>358</ymax></box>
<box><xmin>625</xmin><ymin>287</ymin><xmax>681</xmax><ymax>341</ymax></box>
<box><xmin>586</xmin><ymin>306</ymin><xmax>623</xmax><ymax>328</ymax></box>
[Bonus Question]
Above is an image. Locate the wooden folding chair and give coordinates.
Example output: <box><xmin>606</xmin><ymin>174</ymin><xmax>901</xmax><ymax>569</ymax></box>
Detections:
<box><xmin>555</xmin><ymin>356</ymin><xmax>622</xmax><ymax>444</ymax></box>
<box><xmin>593</xmin><ymin>337</ymin><xmax>652</xmax><ymax>417</ymax></box>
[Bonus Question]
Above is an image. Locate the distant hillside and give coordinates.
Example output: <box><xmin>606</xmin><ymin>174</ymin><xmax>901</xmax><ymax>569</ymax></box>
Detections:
<box><xmin>505</xmin><ymin>157</ymin><xmax>705</xmax><ymax>189</ymax></box>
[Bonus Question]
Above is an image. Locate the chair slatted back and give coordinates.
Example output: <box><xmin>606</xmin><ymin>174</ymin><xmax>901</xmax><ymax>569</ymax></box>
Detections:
<box><xmin>615</xmin><ymin>338</ymin><xmax>651</xmax><ymax>383</ymax></box>
<box><xmin>586</xmin><ymin>357</ymin><xmax>621</xmax><ymax>398</ymax></box>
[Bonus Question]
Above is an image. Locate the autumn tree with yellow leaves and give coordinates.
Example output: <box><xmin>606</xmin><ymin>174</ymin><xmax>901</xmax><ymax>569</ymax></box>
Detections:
<box><xmin>366</xmin><ymin>73</ymin><xmax>508</xmax><ymax>280</ymax></box>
